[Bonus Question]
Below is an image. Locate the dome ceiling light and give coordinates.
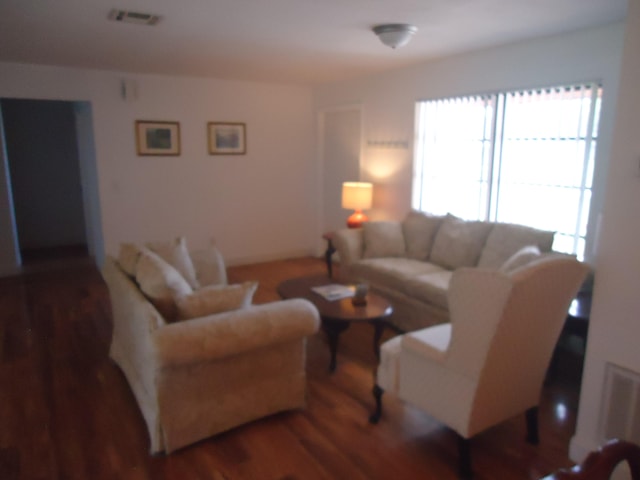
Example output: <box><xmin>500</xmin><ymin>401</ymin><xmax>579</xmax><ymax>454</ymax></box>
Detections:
<box><xmin>372</xmin><ymin>23</ymin><xmax>418</xmax><ymax>49</ymax></box>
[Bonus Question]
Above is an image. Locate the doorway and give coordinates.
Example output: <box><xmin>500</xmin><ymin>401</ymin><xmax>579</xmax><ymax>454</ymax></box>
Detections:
<box><xmin>319</xmin><ymin>106</ymin><xmax>363</xmax><ymax>234</ymax></box>
<box><xmin>0</xmin><ymin>98</ymin><xmax>102</xmax><ymax>272</ymax></box>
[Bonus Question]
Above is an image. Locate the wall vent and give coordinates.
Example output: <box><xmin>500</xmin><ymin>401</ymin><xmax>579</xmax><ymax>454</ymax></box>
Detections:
<box><xmin>108</xmin><ymin>9</ymin><xmax>161</xmax><ymax>26</ymax></box>
<box><xmin>599</xmin><ymin>363</ymin><xmax>640</xmax><ymax>443</ymax></box>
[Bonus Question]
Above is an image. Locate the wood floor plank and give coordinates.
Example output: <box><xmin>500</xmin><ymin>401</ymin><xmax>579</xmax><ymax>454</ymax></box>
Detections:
<box><xmin>0</xmin><ymin>256</ymin><xmax>584</xmax><ymax>479</ymax></box>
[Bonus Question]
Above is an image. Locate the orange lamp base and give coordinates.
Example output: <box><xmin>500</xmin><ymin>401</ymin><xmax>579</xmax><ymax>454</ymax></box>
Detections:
<box><xmin>347</xmin><ymin>210</ymin><xmax>368</xmax><ymax>229</ymax></box>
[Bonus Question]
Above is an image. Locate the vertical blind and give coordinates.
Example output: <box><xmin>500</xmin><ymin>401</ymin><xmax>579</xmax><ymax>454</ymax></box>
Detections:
<box><xmin>413</xmin><ymin>83</ymin><xmax>602</xmax><ymax>259</ymax></box>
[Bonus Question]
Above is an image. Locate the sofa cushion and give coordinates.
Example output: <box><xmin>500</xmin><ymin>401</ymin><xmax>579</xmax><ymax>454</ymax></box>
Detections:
<box><xmin>477</xmin><ymin>223</ymin><xmax>555</xmax><ymax>268</ymax></box>
<box><xmin>135</xmin><ymin>248</ymin><xmax>193</xmax><ymax>320</ymax></box>
<box><xmin>363</xmin><ymin>221</ymin><xmax>406</xmax><ymax>258</ymax></box>
<box><xmin>429</xmin><ymin>214</ymin><xmax>493</xmax><ymax>269</ymax></box>
<box><xmin>191</xmin><ymin>241</ymin><xmax>228</xmax><ymax>287</ymax></box>
<box><xmin>118</xmin><ymin>243</ymin><xmax>143</xmax><ymax>277</ymax></box>
<box><xmin>175</xmin><ymin>281</ymin><xmax>258</xmax><ymax>320</ymax></box>
<box><xmin>402</xmin><ymin>271</ymin><xmax>453</xmax><ymax>310</ymax></box>
<box><xmin>499</xmin><ymin>245</ymin><xmax>541</xmax><ymax>273</ymax></box>
<box><xmin>147</xmin><ymin>237</ymin><xmax>200</xmax><ymax>290</ymax></box>
<box><xmin>351</xmin><ymin>258</ymin><xmax>446</xmax><ymax>291</ymax></box>
<box><xmin>402</xmin><ymin>210</ymin><xmax>443</xmax><ymax>261</ymax></box>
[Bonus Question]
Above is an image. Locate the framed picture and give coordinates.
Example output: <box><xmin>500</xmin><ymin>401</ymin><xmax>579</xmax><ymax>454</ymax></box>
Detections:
<box><xmin>135</xmin><ymin>120</ymin><xmax>181</xmax><ymax>156</ymax></box>
<box><xmin>208</xmin><ymin>122</ymin><xmax>246</xmax><ymax>155</ymax></box>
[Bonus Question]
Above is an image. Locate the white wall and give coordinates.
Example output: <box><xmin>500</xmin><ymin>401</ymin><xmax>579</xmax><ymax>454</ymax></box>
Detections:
<box><xmin>571</xmin><ymin>0</ymin><xmax>640</xmax><ymax>463</ymax></box>
<box><xmin>314</xmin><ymin>23</ymin><xmax>625</xmax><ymax>264</ymax></box>
<box><xmin>0</xmin><ymin>63</ymin><xmax>317</xmax><ymax>265</ymax></box>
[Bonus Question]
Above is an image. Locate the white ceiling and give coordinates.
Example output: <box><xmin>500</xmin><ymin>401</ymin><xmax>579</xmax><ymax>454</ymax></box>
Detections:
<box><xmin>0</xmin><ymin>0</ymin><xmax>627</xmax><ymax>85</ymax></box>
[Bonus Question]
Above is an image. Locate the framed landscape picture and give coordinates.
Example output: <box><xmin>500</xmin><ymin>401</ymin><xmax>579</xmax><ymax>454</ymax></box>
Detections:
<box><xmin>208</xmin><ymin>122</ymin><xmax>246</xmax><ymax>155</ymax></box>
<box><xmin>135</xmin><ymin>120</ymin><xmax>181</xmax><ymax>156</ymax></box>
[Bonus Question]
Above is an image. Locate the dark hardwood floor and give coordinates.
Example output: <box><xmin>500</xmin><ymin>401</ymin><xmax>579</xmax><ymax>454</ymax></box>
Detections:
<box><xmin>0</xmin><ymin>256</ymin><xmax>584</xmax><ymax>479</ymax></box>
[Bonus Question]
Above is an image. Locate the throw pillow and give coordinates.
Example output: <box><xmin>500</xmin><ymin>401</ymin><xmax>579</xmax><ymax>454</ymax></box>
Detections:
<box><xmin>117</xmin><ymin>242</ymin><xmax>143</xmax><ymax>277</ymax></box>
<box><xmin>191</xmin><ymin>240</ymin><xmax>228</xmax><ymax>287</ymax></box>
<box><xmin>175</xmin><ymin>281</ymin><xmax>258</xmax><ymax>320</ymax></box>
<box><xmin>402</xmin><ymin>210</ymin><xmax>443</xmax><ymax>261</ymax></box>
<box><xmin>363</xmin><ymin>221</ymin><xmax>406</xmax><ymax>259</ymax></box>
<box><xmin>477</xmin><ymin>222</ymin><xmax>555</xmax><ymax>268</ymax></box>
<box><xmin>146</xmin><ymin>236</ymin><xmax>200</xmax><ymax>290</ymax></box>
<box><xmin>429</xmin><ymin>213</ymin><xmax>493</xmax><ymax>269</ymax></box>
<box><xmin>499</xmin><ymin>245</ymin><xmax>541</xmax><ymax>273</ymax></box>
<box><xmin>135</xmin><ymin>247</ymin><xmax>193</xmax><ymax>320</ymax></box>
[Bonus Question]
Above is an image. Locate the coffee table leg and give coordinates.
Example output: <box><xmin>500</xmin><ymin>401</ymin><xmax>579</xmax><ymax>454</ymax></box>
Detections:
<box><xmin>372</xmin><ymin>321</ymin><xmax>385</xmax><ymax>360</ymax></box>
<box><xmin>324</xmin><ymin>238</ymin><xmax>336</xmax><ymax>279</ymax></box>
<box><xmin>327</xmin><ymin>330</ymin><xmax>339</xmax><ymax>372</ymax></box>
<box><xmin>322</xmin><ymin>320</ymin><xmax>349</xmax><ymax>372</ymax></box>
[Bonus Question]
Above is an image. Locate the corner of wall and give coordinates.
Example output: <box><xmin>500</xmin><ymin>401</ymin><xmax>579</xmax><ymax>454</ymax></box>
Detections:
<box><xmin>569</xmin><ymin>433</ymin><xmax>599</xmax><ymax>464</ymax></box>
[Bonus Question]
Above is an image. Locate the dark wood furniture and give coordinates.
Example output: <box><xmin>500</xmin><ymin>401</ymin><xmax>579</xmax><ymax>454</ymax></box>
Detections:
<box><xmin>277</xmin><ymin>274</ymin><xmax>393</xmax><ymax>372</ymax></box>
<box><xmin>550</xmin><ymin>290</ymin><xmax>592</xmax><ymax>379</ymax></box>
<box><xmin>564</xmin><ymin>290</ymin><xmax>591</xmax><ymax>346</ymax></box>
<box><xmin>322</xmin><ymin>232</ymin><xmax>336</xmax><ymax>278</ymax></box>
<box><xmin>541</xmin><ymin>438</ymin><xmax>640</xmax><ymax>479</ymax></box>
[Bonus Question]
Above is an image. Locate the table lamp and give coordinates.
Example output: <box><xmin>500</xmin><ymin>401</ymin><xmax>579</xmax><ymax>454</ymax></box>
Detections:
<box><xmin>342</xmin><ymin>182</ymin><xmax>373</xmax><ymax>228</ymax></box>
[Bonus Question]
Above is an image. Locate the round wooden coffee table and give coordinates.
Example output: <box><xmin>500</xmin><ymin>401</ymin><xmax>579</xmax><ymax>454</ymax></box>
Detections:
<box><xmin>277</xmin><ymin>275</ymin><xmax>393</xmax><ymax>372</ymax></box>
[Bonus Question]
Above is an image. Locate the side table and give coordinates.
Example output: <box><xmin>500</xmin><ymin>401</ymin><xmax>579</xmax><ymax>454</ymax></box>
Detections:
<box><xmin>563</xmin><ymin>290</ymin><xmax>591</xmax><ymax>347</ymax></box>
<box><xmin>549</xmin><ymin>290</ymin><xmax>592</xmax><ymax>379</ymax></box>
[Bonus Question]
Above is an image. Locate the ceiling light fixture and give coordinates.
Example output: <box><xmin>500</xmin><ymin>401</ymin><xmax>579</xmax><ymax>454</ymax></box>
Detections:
<box><xmin>372</xmin><ymin>23</ymin><xmax>418</xmax><ymax>49</ymax></box>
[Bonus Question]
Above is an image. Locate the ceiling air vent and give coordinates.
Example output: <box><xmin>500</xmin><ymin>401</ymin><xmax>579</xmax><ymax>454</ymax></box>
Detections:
<box><xmin>108</xmin><ymin>9</ymin><xmax>161</xmax><ymax>26</ymax></box>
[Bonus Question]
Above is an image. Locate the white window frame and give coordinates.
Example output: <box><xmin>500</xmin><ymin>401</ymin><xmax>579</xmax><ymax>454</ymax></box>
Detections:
<box><xmin>413</xmin><ymin>82</ymin><xmax>602</xmax><ymax>260</ymax></box>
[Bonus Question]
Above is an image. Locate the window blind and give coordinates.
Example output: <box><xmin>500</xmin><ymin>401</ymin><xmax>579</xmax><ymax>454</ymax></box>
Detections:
<box><xmin>413</xmin><ymin>83</ymin><xmax>602</xmax><ymax>259</ymax></box>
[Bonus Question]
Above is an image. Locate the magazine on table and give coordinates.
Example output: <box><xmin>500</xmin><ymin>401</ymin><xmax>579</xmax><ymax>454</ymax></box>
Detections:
<box><xmin>311</xmin><ymin>284</ymin><xmax>355</xmax><ymax>301</ymax></box>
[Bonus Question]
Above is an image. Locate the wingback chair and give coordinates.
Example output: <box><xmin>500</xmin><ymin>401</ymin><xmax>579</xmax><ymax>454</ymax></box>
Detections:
<box><xmin>370</xmin><ymin>255</ymin><xmax>589</xmax><ymax>478</ymax></box>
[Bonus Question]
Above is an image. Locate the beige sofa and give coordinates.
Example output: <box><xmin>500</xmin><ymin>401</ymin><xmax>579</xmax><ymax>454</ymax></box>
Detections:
<box><xmin>102</xmin><ymin>239</ymin><xmax>320</xmax><ymax>454</ymax></box>
<box><xmin>333</xmin><ymin>212</ymin><xmax>556</xmax><ymax>332</ymax></box>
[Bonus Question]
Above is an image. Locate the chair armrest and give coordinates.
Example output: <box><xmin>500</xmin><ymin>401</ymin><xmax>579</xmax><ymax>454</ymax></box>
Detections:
<box><xmin>540</xmin><ymin>438</ymin><xmax>640</xmax><ymax>479</ymax></box>
<box><xmin>332</xmin><ymin>228</ymin><xmax>364</xmax><ymax>270</ymax></box>
<box><xmin>152</xmin><ymin>298</ymin><xmax>320</xmax><ymax>368</ymax></box>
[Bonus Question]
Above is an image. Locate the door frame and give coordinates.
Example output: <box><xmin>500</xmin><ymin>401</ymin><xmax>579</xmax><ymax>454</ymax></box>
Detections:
<box><xmin>316</xmin><ymin>104</ymin><xmax>364</xmax><ymax>254</ymax></box>
<box><xmin>0</xmin><ymin>98</ymin><xmax>104</xmax><ymax>275</ymax></box>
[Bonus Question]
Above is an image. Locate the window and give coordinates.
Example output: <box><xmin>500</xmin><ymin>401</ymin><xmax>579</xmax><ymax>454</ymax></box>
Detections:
<box><xmin>413</xmin><ymin>83</ymin><xmax>602</xmax><ymax>259</ymax></box>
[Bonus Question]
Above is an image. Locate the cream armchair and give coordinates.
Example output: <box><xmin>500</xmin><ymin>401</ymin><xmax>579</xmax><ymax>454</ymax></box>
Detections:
<box><xmin>103</xmin><ymin>257</ymin><xmax>320</xmax><ymax>454</ymax></box>
<box><xmin>370</xmin><ymin>256</ymin><xmax>589</xmax><ymax>478</ymax></box>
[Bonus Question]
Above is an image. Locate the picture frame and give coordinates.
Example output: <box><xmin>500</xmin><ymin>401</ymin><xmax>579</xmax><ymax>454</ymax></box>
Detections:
<box><xmin>208</xmin><ymin>122</ymin><xmax>246</xmax><ymax>155</ymax></box>
<box><xmin>135</xmin><ymin>120</ymin><xmax>181</xmax><ymax>156</ymax></box>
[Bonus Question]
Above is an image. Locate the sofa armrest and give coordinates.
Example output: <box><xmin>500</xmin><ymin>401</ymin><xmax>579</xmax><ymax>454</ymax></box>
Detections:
<box><xmin>332</xmin><ymin>228</ymin><xmax>364</xmax><ymax>269</ymax></box>
<box><xmin>152</xmin><ymin>298</ymin><xmax>320</xmax><ymax>368</ymax></box>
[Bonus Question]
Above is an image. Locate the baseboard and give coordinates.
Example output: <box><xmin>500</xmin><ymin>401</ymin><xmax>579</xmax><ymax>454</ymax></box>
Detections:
<box><xmin>225</xmin><ymin>248</ymin><xmax>319</xmax><ymax>267</ymax></box>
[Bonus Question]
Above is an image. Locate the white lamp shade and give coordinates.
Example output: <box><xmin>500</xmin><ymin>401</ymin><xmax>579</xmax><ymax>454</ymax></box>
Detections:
<box><xmin>342</xmin><ymin>182</ymin><xmax>373</xmax><ymax>210</ymax></box>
